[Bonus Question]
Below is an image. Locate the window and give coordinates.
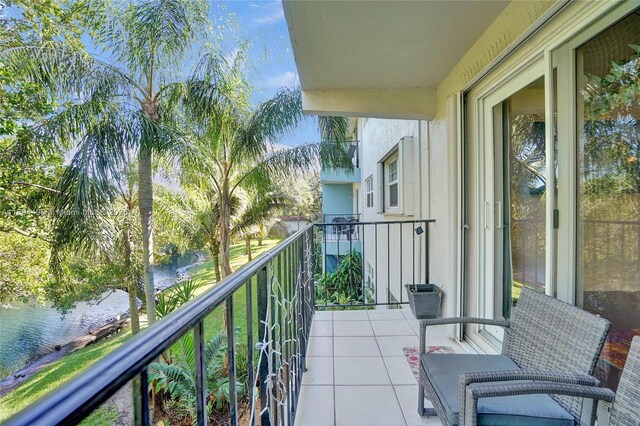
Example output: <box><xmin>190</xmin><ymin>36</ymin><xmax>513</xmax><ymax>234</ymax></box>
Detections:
<box><xmin>377</xmin><ymin>137</ymin><xmax>414</xmax><ymax>215</ymax></box>
<box><xmin>365</xmin><ymin>176</ymin><xmax>374</xmax><ymax>208</ymax></box>
<box><xmin>386</xmin><ymin>156</ymin><xmax>399</xmax><ymax>210</ymax></box>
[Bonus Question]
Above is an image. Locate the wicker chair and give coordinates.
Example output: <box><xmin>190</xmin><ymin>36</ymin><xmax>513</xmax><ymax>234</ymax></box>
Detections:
<box><xmin>418</xmin><ymin>287</ymin><xmax>611</xmax><ymax>426</ymax></box>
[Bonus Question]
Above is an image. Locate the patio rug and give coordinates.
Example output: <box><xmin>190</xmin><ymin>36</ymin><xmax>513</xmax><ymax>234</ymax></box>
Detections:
<box><xmin>403</xmin><ymin>346</ymin><xmax>455</xmax><ymax>382</ymax></box>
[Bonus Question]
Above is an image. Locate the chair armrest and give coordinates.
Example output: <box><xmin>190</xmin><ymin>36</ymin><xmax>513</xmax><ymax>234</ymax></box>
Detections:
<box><xmin>458</xmin><ymin>369</ymin><xmax>600</xmax><ymax>420</ymax></box>
<box><xmin>459</xmin><ymin>369</ymin><xmax>600</xmax><ymax>388</ymax></box>
<box><xmin>460</xmin><ymin>381</ymin><xmax>615</xmax><ymax>426</ymax></box>
<box><xmin>422</xmin><ymin>317</ymin><xmax>510</xmax><ymax>327</ymax></box>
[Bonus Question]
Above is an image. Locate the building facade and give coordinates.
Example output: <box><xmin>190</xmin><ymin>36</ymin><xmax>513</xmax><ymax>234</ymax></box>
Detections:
<box><xmin>287</xmin><ymin>0</ymin><xmax>640</xmax><ymax>400</ymax></box>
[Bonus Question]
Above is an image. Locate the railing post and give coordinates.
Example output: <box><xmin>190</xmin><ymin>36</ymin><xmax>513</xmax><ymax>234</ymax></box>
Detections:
<box><xmin>245</xmin><ymin>280</ymin><xmax>255</xmax><ymax>426</ymax></box>
<box><xmin>194</xmin><ymin>321</ymin><xmax>207</xmax><ymax>426</ymax></box>
<box><xmin>226</xmin><ymin>298</ymin><xmax>238</xmax><ymax>426</ymax></box>
<box><xmin>257</xmin><ymin>266</ymin><xmax>270</xmax><ymax>426</ymax></box>
<box><xmin>425</xmin><ymin>222</ymin><xmax>430</xmax><ymax>283</ymax></box>
<box><xmin>135</xmin><ymin>368</ymin><xmax>150</xmax><ymax>426</ymax></box>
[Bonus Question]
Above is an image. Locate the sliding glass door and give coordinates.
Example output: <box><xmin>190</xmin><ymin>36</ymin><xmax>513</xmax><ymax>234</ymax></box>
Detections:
<box><xmin>573</xmin><ymin>9</ymin><xmax>640</xmax><ymax>390</ymax></box>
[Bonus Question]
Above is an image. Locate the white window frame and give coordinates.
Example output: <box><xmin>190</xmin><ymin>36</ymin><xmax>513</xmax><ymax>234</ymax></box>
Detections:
<box><xmin>385</xmin><ymin>154</ymin><xmax>400</xmax><ymax>212</ymax></box>
<box><xmin>365</xmin><ymin>175</ymin><xmax>374</xmax><ymax>208</ymax></box>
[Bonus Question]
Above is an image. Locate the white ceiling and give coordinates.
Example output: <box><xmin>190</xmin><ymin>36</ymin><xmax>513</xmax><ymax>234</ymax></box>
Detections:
<box><xmin>284</xmin><ymin>0</ymin><xmax>509</xmax><ymax>91</ymax></box>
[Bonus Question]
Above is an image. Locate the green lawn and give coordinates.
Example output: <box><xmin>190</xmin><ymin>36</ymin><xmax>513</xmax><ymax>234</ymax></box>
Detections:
<box><xmin>0</xmin><ymin>332</ymin><xmax>129</xmax><ymax>423</ymax></box>
<box><xmin>191</xmin><ymin>239</ymin><xmax>281</xmax><ymax>343</ymax></box>
<box><xmin>0</xmin><ymin>239</ymin><xmax>281</xmax><ymax>422</ymax></box>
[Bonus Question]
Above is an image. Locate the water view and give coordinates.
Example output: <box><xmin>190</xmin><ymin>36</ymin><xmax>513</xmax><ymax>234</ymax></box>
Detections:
<box><xmin>0</xmin><ymin>252</ymin><xmax>199</xmax><ymax>379</ymax></box>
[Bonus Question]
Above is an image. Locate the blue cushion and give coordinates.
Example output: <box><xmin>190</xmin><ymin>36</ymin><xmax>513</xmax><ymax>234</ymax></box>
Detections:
<box><xmin>421</xmin><ymin>354</ymin><xmax>575</xmax><ymax>426</ymax></box>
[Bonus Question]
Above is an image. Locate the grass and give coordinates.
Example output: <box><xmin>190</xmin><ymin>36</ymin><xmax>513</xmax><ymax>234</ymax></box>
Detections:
<box><xmin>189</xmin><ymin>239</ymin><xmax>281</xmax><ymax>343</ymax></box>
<box><xmin>0</xmin><ymin>332</ymin><xmax>129</xmax><ymax>423</ymax></box>
<box><xmin>0</xmin><ymin>239</ymin><xmax>281</xmax><ymax>422</ymax></box>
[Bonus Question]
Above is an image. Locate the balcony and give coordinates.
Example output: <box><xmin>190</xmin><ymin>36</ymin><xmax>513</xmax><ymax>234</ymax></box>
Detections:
<box><xmin>5</xmin><ymin>221</ymin><xmax>438</xmax><ymax>426</ymax></box>
<box><xmin>321</xmin><ymin>141</ymin><xmax>360</xmax><ymax>184</ymax></box>
<box><xmin>297</xmin><ymin>309</ymin><xmax>463</xmax><ymax>426</ymax></box>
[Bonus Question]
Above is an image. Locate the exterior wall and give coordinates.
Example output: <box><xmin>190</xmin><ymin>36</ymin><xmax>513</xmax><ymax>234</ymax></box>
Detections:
<box><xmin>359</xmin><ymin>119</ymin><xmax>430</xmax><ymax>305</ymax></box>
<box><xmin>321</xmin><ymin>183</ymin><xmax>354</xmax><ymax>216</ymax></box>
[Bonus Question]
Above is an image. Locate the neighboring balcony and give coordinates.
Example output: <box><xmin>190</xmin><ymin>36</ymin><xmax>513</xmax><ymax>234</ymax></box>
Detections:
<box><xmin>321</xmin><ymin>141</ymin><xmax>361</xmax><ymax>184</ymax></box>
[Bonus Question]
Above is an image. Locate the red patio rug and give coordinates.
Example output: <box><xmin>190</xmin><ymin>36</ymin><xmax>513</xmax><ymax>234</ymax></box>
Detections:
<box><xmin>403</xmin><ymin>346</ymin><xmax>455</xmax><ymax>382</ymax></box>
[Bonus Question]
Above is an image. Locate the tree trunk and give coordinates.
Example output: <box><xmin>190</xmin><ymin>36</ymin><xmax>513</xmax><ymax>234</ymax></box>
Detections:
<box><xmin>210</xmin><ymin>243</ymin><xmax>221</xmax><ymax>283</ymax></box>
<box><xmin>138</xmin><ymin>149</ymin><xmax>156</xmax><ymax>324</ymax></box>
<box><xmin>258</xmin><ymin>237</ymin><xmax>263</xmax><ymax>246</ymax></box>
<box><xmin>128</xmin><ymin>288</ymin><xmax>140</xmax><ymax>334</ymax></box>
<box><xmin>245</xmin><ymin>236</ymin><xmax>252</xmax><ymax>261</ymax></box>
<box><xmin>219</xmin><ymin>190</ymin><xmax>233</xmax><ymax>279</ymax></box>
<box><xmin>123</xmin><ymin>225</ymin><xmax>140</xmax><ymax>334</ymax></box>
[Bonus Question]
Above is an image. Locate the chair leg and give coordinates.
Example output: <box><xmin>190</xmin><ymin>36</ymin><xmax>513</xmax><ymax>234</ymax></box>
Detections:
<box><xmin>417</xmin><ymin>384</ymin><xmax>436</xmax><ymax>416</ymax></box>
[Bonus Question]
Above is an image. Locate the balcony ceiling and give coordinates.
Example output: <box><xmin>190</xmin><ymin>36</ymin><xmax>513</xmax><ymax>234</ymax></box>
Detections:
<box><xmin>283</xmin><ymin>0</ymin><xmax>509</xmax><ymax>118</ymax></box>
<box><xmin>284</xmin><ymin>0</ymin><xmax>508</xmax><ymax>90</ymax></box>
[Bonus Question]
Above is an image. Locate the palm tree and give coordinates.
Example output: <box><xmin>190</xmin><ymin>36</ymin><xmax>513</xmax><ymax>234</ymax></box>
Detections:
<box><xmin>1</xmin><ymin>0</ymin><xmax>210</xmax><ymax>323</ymax></box>
<box><xmin>176</xmin><ymin>50</ymin><xmax>352</xmax><ymax>278</ymax></box>
<box><xmin>231</xmin><ymin>189</ymin><xmax>291</xmax><ymax>262</ymax></box>
<box><xmin>50</xmin><ymin>156</ymin><xmax>143</xmax><ymax>333</ymax></box>
<box><xmin>49</xmin><ymin>154</ymin><xmax>148</xmax><ymax>424</ymax></box>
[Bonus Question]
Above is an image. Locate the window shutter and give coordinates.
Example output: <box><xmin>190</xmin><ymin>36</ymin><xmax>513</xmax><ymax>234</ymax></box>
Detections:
<box><xmin>400</xmin><ymin>136</ymin><xmax>414</xmax><ymax>216</ymax></box>
<box><xmin>376</xmin><ymin>162</ymin><xmax>385</xmax><ymax>214</ymax></box>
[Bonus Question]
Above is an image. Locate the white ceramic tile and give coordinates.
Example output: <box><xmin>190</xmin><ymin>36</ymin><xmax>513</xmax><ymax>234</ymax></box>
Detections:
<box><xmin>334</xmin><ymin>336</ymin><xmax>381</xmax><ymax>357</ymax></box>
<box><xmin>376</xmin><ymin>335</ymin><xmax>419</xmax><ymax>357</ymax></box>
<box><xmin>333</xmin><ymin>320</ymin><xmax>374</xmax><ymax>336</ymax></box>
<box><xmin>334</xmin><ymin>357</ymin><xmax>390</xmax><ymax>385</ymax></box>
<box><xmin>307</xmin><ymin>336</ymin><xmax>334</xmax><ymax>357</ymax></box>
<box><xmin>311</xmin><ymin>320</ymin><xmax>333</xmax><ymax>337</ymax></box>
<box><xmin>393</xmin><ymin>385</ymin><xmax>440</xmax><ymax>426</ymax></box>
<box><xmin>333</xmin><ymin>310</ymin><xmax>370</xmax><ymax>320</ymax></box>
<box><xmin>314</xmin><ymin>311</ymin><xmax>333</xmax><ymax>321</ymax></box>
<box><xmin>383</xmin><ymin>356</ymin><xmax>417</xmax><ymax>385</ymax></box>
<box><xmin>401</xmin><ymin>307</ymin><xmax>415</xmax><ymax>318</ymax></box>
<box><xmin>368</xmin><ymin>310</ymin><xmax>406</xmax><ymax>321</ymax></box>
<box><xmin>371</xmin><ymin>320</ymin><xmax>416</xmax><ymax>336</ymax></box>
<box><xmin>335</xmin><ymin>386</ymin><xmax>406</xmax><ymax>426</ymax></box>
<box><xmin>302</xmin><ymin>357</ymin><xmax>334</xmax><ymax>385</ymax></box>
<box><xmin>296</xmin><ymin>385</ymin><xmax>335</xmax><ymax>426</ymax></box>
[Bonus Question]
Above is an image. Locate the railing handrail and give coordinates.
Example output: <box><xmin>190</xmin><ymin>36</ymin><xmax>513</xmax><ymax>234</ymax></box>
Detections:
<box><xmin>6</xmin><ymin>225</ymin><xmax>315</xmax><ymax>426</ymax></box>
<box><xmin>316</xmin><ymin>219</ymin><xmax>435</xmax><ymax>226</ymax></box>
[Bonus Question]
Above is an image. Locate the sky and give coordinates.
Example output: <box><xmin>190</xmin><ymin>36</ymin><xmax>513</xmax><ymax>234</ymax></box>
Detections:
<box><xmin>213</xmin><ymin>0</ymin><xmax>319</xmax><ymax>147</ymax></box>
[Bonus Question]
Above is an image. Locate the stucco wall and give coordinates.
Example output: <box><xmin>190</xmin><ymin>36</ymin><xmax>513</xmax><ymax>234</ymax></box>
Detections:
<box><xmin>322</xmin><ymin>183</ymin><xmax>353</xmax><ymax>216</ymax></box>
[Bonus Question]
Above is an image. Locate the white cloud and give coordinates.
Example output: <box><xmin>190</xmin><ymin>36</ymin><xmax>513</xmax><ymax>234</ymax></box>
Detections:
<box><xmin>255</xmin><ymin>5</ymin><xmax>284</xmax><ymax>24</ymax></box>
<box><xmin>263</xmin><ymin>71</ymin><xmax>298</xmax><ymax>88</ymax></box>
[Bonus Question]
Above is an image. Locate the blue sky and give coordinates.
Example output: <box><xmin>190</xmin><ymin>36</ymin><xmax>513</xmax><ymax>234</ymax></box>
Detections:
<box><xmin>212</xmin><ymin>0</ymin><xmax>318</xmax><ymax>147</ymax></box>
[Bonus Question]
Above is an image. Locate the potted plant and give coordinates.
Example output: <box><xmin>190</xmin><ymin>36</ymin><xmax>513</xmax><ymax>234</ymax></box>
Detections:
<box><xmin>404</xmin><ymin>284</ymin><xmax>443</xmax><ymax>319</ymax></box>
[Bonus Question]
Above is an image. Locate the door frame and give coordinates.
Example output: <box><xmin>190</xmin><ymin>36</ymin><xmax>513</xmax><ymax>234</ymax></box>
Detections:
<box><xmin>461</xmin><ymin>1</ymin><xmax>639</xmax><ymax>352</ymax></box>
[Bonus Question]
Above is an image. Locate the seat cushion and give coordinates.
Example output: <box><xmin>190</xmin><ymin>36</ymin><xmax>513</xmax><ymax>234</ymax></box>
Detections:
<box><xmin>421</xmin><ymin>354</ymin><xmax>575</xmax><ymax>426</ymax></box>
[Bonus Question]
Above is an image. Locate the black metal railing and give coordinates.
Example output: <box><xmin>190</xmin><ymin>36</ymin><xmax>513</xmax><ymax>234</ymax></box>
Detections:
<box><xmin>6</xmin><ymin>227</ymin><xmax>315</xmax><ymax>426</ymax></box>
<box><xmin>313</xmin><ymin>220</ymin><xmax>434</xmax><ymax>309</ymax></box>
<box><xmin>509</xmin><ymin>218</ymin><xmax>640</xmax><ymax>292</ymax></box>
<box><xmin>322</xmin><ymin>213</ymin><xmax>361</xmax><ymax>223</ymax></box>
<box><xmin>322</xmin><ymin>213</ymin><xmax>362</xmax><ymax>240</ymax></box>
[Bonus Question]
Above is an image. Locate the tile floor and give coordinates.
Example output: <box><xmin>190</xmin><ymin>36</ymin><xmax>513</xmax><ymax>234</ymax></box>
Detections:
<box><xmin>296</xmin><ymin>309</ymin><xmax>464</xmax><ymax>426</ymax></box>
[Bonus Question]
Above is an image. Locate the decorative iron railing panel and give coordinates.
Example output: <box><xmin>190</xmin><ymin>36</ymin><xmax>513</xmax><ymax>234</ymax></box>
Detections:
<box><xmin>5</xmin><ymin>227</ymin><xmax>315</xmax><ymax>426</ymax></box>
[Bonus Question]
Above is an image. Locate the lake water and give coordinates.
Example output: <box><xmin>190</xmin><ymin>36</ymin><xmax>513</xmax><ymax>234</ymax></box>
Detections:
<box><xmin>0</xmin><ymin>252</ymin><xmax>198</xmax><ymax>379</ymax></box>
